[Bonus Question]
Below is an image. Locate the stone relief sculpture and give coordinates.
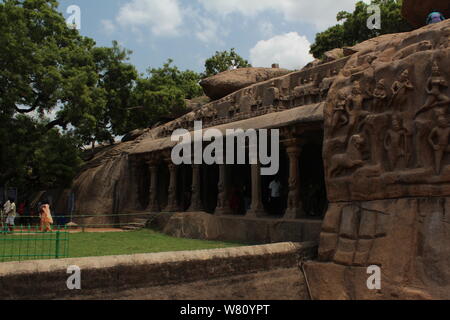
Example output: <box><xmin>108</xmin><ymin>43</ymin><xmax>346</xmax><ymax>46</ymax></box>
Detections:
<box><xmin>329</xmin><ymin>134</ymin><xmax>365</xmax><ymax>177</ymax></box>
<box><xmin>428</xmin><ymin>109</ymin><xmax>450</xmax><ymax>175</ymax></box>
<box><xmin>390</xmin><ymin>69</ymin><xmax>414</xmax><ymax>111</ymax></box>
<box><xmin>345</xmin><ymin>81</ymin><xmax>370</xmax><ymax>135</ymax></box>
<box><xmin>415</xmin><ymin>62</ymin><xmax>450</xmax><ymax>117</ymax></box>
<box><xmin>368</xmin><ymin>79</ymin><xmax>388</xmax><ymax>113</ymax></box>
<box><xmin>331</xmin><ymin>91</ymin><xmax>349</xmax><ymax>133</ymax></box>
<box><xmin>384</xmin><ymin>115</ymin><xmax>408</xmax><ymax>171</ymax></box>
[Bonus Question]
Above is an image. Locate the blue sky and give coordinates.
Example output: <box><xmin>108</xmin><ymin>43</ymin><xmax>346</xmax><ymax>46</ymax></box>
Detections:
<box><xmin>57</xmin><ymin>0</ymin><xmax>366</xmax><ymax>74</ymax></box>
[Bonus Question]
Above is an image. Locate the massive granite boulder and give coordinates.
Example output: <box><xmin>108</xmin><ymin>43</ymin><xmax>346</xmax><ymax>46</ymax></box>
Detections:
<box><xmin>402</xmin><ymin>0</ymin><xmax>450</xmax><ymax>28</ymax></box>
<box><xmin>309</xmin><ymin>19</ymin><xmax>450</xmax><ymax>299</ymax></box>
<box><xmin>200</xmin><ymin>67</ymin><xmax>292</xmax><ymax>100</ymax></box>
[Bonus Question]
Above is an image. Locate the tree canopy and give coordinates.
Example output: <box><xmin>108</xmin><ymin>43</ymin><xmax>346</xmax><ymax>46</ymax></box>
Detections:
<box><xmin>203</xmin><ymin>48</ymin><xmax>251</xmax><ymax>78</ymax></box>
<box><xmin>0</xmin><ymin>0</ymin><xmax>204</xmax><ymax>194</ymax></box>
<box><xmin>310</xmin><ymin>0</ymin><xmax>413</xmax><ymax>59</ymax></box>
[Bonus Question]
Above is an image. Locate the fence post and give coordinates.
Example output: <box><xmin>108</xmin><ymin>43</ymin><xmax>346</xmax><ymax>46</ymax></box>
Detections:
<box><xmin>55</xmin><ymin>230</ymin><xmax>61</xmax><ymax>259</ymax></box>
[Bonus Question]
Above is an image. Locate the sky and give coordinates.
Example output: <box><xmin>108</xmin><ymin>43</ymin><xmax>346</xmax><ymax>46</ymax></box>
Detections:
<box><xmin>57</xmin><ymin>0</ymin><xmax>368</xmax><ymax>74</ymax></box>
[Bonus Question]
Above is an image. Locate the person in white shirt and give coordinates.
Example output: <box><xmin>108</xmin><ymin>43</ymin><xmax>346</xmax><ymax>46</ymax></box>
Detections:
<box><xmin>4</xmin><ymin>198</ymin><xmax>16</xmax><ymax>233</ymax></box>
<box><xmin>268</xmin><ymin>177</ymin><xmax>282</xmax><ymax>215</ymax></box>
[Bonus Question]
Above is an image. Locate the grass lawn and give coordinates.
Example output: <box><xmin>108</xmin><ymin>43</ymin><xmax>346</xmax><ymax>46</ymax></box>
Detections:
<box><xmin>0</xmin><ymin>229</ymin><xmax>245</xmax><ymax>263</ymax></box>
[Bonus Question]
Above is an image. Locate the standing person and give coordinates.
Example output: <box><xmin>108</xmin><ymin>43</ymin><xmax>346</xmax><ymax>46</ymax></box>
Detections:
<box><xmin>427</xmin><ymin>11</ymin><xmax>446</xmax><ymax>25</ymax></box>
<box><xmin>39</xmin><ymin>201</ymin><xmax>53</xmax><ymax>232</ymax></box>
<box><xmin>0</xmin><ymin>201</ymin><xmax>4</xmax><ymax>232</ymax></box>
<box><xmin>268</xmin><ymin>177</ymin><xmax>282</xmax><ymax>215</ymax></box>
<box><xmin>4</xmin><ymin>198</ymin><xmax>17</xmax><ymax>233</ymax></box>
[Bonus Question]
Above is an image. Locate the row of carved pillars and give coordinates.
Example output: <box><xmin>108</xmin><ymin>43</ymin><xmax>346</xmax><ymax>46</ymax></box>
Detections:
<box><xmin>132</xmin><ymin>137</ymin><xmax>306</xmax><ymax>219</ymax></box>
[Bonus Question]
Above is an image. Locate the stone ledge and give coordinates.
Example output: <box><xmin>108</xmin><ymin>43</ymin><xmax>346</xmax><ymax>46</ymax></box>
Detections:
<box><xmin>0</xmin><ymin>242</ymin><xmax>317</xmax><ymax>300</ymax></box>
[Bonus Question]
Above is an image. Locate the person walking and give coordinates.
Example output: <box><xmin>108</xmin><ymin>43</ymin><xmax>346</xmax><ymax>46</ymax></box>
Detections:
<box><xmin>39</xmin><ymin>201</ymin><xmax>53</xmax><ymax>232</ymax></box>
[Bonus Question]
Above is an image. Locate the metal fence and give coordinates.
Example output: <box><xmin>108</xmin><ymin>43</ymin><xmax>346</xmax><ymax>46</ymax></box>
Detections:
<box><xmin>0</xmin><ymin>226</ymin><xmax>69</xmax><ymax>263</ymax></box>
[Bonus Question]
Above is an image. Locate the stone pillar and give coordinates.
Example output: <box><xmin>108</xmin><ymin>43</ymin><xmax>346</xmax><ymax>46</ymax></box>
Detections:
<box><xmin>246</xmin><ymin>163</ymin><xmax>266</xmax><ymax>217</ymax></box>
<box><xmin>284</xmin><ymin>144</ymin><xmax>304</xmax><ymax>219</ymax></box>
<box><xmin>188</xmin><ymin>165</ymin><xmax>203</xmax><ymax>212</ymax></box>
<box><xmin>129</xmin><ymin>158</ymin><xmax>141</xmax><ymax>210</ymax></box>
<box><xmin>147</xmin><ymin>163</ymin><xmax>160</xmax><ymax>213</ymax></box>
<box><xmin>164</xmin><ymin>162</ymin><xmax>178</xmax><ymax>212</ymax></box>
<box><xmin>215</xmin><ymin>164</ymin><xmax>231</xmax><ymax>215</ymax></box>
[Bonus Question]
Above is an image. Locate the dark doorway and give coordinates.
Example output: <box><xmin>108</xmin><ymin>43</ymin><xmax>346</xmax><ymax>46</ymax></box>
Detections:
<box><xmin>299</xmin><ymin>139</ymin><xmax>328</xmax><ymax>218</ymax></box>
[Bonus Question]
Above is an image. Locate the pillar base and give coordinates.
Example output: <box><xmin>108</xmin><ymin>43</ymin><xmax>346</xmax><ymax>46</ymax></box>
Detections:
<box><xmin>246</xmin><ymin>208</ymin><xmax>266</xmax><ymax>218</ymax></box>
<box><xmin>283</xmin><ymin>207</ymin><xmax>305</xmax><ymax>219</ymax></box>
<box><xmin>215</xmin><ymin>207</ymin><xmax>232</xmax><ymax>216</ymax></box>
<box><xmin>164</xmin><ymin>205</ymin><xmax>179</xmax><ymax>213</ymax></box>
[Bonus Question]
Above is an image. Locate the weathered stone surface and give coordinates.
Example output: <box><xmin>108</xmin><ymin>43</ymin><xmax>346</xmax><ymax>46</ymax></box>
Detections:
<box><xmin>312</xmin><ymin>197</ymin><xmax>450</xmax><ymax>299</ymax></box>
<box><xmin>402</xmin><ymin>0</ymin><xmax>450</xmax><ymax>28</ymax></box>
<box><xmin>200</xmin><ymin>67</ymin><xmax>292</xmax><ymax>100</ymax></box>
<box><xmin>0</xmin><ymin>242</ymin><xmax>313</xmax><ymax>300</ymax></box>
<box><xmin>147</xmin><ymin>212</ymin><xmax>322</xmax><ymax>245</ymax></box>
<box><xmin>324</xmin><ymin>20</ymin><xmax>450</xmax><ymax>202</ymax></box>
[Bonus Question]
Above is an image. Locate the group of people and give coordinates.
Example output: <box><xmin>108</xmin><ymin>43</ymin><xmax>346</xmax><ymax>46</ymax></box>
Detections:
<box><xmin>1</xmin><ymin>198</ymin><xmax>54</xmax><ymax>233</ymax></box>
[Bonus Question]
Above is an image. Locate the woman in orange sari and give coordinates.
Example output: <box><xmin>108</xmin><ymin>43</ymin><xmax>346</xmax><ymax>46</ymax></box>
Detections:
<box><xmin>39</xmin><ymin>201</ymin><xmax>53</xmax><ymax>232</ymax></box>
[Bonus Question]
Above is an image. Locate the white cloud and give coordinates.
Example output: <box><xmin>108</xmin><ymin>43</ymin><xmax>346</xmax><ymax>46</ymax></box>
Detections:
<box><xmin>116</xmin><ymin>0</ymin><xmax>183</xmax><ymax>36</ymax></box>
<box><xmin>197</xmin><ymin>0</ymin><xmax>370</xmax><ymax>30</ymax></box>
<box><xmin>249</xmin><ymin>32</ymin><xmax>314</xmax><ymax>70</ymax></box>
<box><xmin>101</xmin><ymin>19</ymin><xmax>116</xmax><ymax>34</ymax></box>
<box><xmin>259</xmin><ymin>21</ymin><xmax>274</xmax><ymax>38</ymax></box>
<box><xmin>184</xmin><ymin>7</ymin><xmax>225</xmax><ymax>45</ymax></box>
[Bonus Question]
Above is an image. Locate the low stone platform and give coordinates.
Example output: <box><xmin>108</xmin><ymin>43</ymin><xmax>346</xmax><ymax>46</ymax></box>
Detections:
<box><xmin>0</xmin><ymin>242</ymin><xmax>317</xmax><ymax>300</ymax></box>
<box><xmin>147</xmin><ymin>212</ymin><xmax>323</xmax><ymax>244</ymax></box>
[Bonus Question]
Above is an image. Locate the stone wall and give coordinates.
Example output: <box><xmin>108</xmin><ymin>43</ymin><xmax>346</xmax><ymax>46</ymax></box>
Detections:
<box><xmin>0</xmin><ymin>242</ymin><xmax>316</xmax><ymax>300</ymax></box>
<box><xmin>311</xmin><ymin>20</ymin><xmax>450</xmax><ymax>299</ymax></box>
<box><xmin>147</xmin><ymin>212</ymin><xmax>322</xmax><ymax>244</ymax></box>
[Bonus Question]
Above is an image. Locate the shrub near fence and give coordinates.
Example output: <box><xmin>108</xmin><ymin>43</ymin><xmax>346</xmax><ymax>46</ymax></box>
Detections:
<box><xmin>0</xmin><ymin>226</ymin><xmax>69</xmax><ymax>263</ymax></box>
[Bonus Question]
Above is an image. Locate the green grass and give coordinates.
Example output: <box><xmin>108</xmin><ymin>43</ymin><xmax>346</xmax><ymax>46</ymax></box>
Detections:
<box><xmin>0</xmin><ymin>229</ymin><xmax>245</xmax><ymax>263</ymax></box>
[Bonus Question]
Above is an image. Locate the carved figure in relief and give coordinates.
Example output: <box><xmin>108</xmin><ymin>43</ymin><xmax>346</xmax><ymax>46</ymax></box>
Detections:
<box><xmin>384</xmin><ymin>115</ymin><xmax>408</xmax><ymax>171</ymax></box>
<box><xmin>345</xmin><ymin>81</ymin><xmax>370</xmax><ymax>134</ymax></box>
<box><xmin>428</xmin><ymin>110</ymin><xmax>450</xmax><ymax>175</ymax></box>
<box><xmin>390</xmin><ymin>70</ymin><xmax>414</xmax><ymax>111</ymax></box>
<box><xmin>369</xmin><ymin>79</ymin><xmax>388</xmax><ymax>113</ymax></box>
<box><xmin>415</xmin><ymin>62</ymin><xmax>450</xmax><ymax>117</ymax></box>
<box><xmin>329</xmin><ymin>134</ymin><xmax>365</xmax><ymax>177</ymax></box>
<box><xmin>331</xmin><ymin>91</ymin><xmax>349</xmax><ymax>133</ymax></box>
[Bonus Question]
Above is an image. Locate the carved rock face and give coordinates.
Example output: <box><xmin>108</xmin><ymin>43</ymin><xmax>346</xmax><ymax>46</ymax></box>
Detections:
<box><xmin>324</xmin><ymin>20</ymin><xmax>450</xmax><ymax>202</ymax></box>
<box><xmin>314</xmin><ymin>20</ymin><xmax>450</xmax><ymax>300</ymax></box>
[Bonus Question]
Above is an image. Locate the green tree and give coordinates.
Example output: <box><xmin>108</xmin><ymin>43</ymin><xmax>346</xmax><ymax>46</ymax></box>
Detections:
<box><xmin>310</xmin><ymin>0</ymin><xmax>413</xmax><ymax>59</ymax></box>
<box><xmin>203</xmin><ymin>48</ymin><xmax>251</xmax><ymax>78</ymax></box>
<box><xmin>0</xmin><ymin>114</ymin><xmax>83</xmax><ymax>193</ymax></box>
<box><xmin>129</xmin><ymin>60</ymin><xmax>203</xmax><ymax>131</ymax></box>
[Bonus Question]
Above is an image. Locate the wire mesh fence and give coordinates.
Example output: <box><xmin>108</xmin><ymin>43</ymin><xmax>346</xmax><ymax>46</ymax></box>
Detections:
<box><xmin>0</xmin><ymin>225</ymin><xmax>70</xmax><ymax>263</ymax></box>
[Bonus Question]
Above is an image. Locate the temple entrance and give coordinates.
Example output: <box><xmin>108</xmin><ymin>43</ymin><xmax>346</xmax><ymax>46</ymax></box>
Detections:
<box><xmin>262</xmin><ymin>149</ymin><xmax>288</xmax><ymax>216</ymax></box>
<box><xmin>299</xmin><ymin>135</ymin><xmax>327</xmax><ymax>218</ymax></box>
<box><xmin>201</xmin><ymin>164</ymin><xmax>219</xmax><ymax>213</ymax></box>
<box><xmin>177</xmin><ymin>164</ymin><xmax>192</xmax><ymax>212</ymax></box>
<box><xmin>229</xmin><ymin>164</ymin><xmax>251</xmax><ymax>216</ymax></box>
